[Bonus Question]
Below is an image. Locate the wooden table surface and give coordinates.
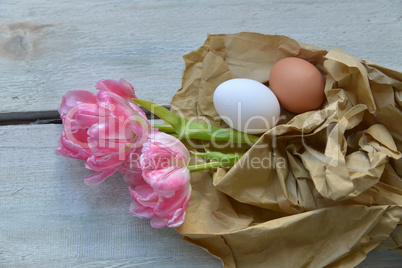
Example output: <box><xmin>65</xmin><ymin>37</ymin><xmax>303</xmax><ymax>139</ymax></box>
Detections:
<box><xmin>1</xmin><ymin>1</ymin><xmax>401</xmax><ymax>267</ymax></box>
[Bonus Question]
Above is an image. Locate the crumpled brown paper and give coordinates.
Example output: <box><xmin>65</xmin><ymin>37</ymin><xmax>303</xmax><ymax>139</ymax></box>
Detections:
<box><xmin>172</xmin><ymin>32</ymin><xmax>402</xmax><ymax>267</ymax></box>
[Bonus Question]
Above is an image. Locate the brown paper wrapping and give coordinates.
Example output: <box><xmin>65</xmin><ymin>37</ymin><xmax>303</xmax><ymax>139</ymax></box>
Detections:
<box><xmin>172</xmin><ymin>33</ymin><xmax>402</xmax><ymax>267</ymax></box>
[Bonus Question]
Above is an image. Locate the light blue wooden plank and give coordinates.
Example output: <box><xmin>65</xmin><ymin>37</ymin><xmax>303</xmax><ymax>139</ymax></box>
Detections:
<box><xmin>0</xmin><ymin>0</ymin><xmax>401</xmax><ymax>113</ymax></box>
<box><xmin>0</xmin><ymin>124</ymin><xmax>401</xmax><ymax>267</ymax></box>
<box><xmin>0</xmin><ymin>124</ymin><xmax>221</xmax><ymax>267</ymax></box>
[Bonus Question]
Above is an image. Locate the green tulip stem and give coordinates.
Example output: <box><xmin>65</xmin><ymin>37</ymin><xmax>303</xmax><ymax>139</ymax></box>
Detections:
<box><xmin>187</xmin><ymin>162</ymin><xmax>226</xmax><ymax>172</ymax></box>
<box><xmin>133</xmin><ymin>98</ymin><xmax>260</xmax><ymax>145</ymax></box>
<box><xmin>187</xmin><ymin>151</ymin><xmax>242</xmax><ymax>173</ymax></box>
<box><xmin>152</xmin><ymin>123</ymin><xmax>175</xmax><ymax>133</ymax></box>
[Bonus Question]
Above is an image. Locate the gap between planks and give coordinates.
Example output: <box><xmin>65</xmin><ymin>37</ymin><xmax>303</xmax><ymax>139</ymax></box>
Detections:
<box><xmin>0</xmin><ymin>106</ymin><xmax>169</xmax><ymax>125</ymax></box>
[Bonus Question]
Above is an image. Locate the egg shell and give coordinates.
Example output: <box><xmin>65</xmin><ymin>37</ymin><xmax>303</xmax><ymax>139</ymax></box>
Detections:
<box><xmin>269</xmin><ymin>57</ymin><xmax>325</xmax><ymax>114</ymax></box>
<box><xmin>213</xmin><ymin>78</ymin><xmax>280</xmax><ymax>134</ymax></box>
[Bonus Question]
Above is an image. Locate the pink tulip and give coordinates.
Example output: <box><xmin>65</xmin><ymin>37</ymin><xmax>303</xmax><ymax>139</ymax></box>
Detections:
<box><xmin>96</xmin><ymin>79</ymin><xmax>138</xmax><ymax>100</ymax></box>
<box><xmin>56</xmin><ymin>79</ymin><xmax>151</xmax><ymax>185</ymax></box>
<box><xmin>126</xmin><ymin>132</ymin><xmax>192</xmax><ymax>228</ymax></box>
<box><xmin>57</xmin><ymin>91</ymin><xmax>99</xmax><ymax>160</ymax></box>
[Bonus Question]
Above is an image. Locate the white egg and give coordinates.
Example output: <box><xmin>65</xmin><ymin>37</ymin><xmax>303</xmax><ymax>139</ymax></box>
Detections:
<box><xmin>213</xmin><ymin>78</ymin><xmax>280</xmax><ymax>134</ymax></box>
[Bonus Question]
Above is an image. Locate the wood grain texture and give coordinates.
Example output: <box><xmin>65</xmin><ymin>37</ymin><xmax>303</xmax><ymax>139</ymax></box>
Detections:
<box><xmin>0</xmin><ymin>124</ymin><xmax>221</xmax><ymax>267</ymax></box>
<box><xmin>1</xmin><ymin>0</ymin><xmax>402</xmax><ymax>266</ymax></box>
<box><xmin>0</xmin><ymin>124</ymin><xmax>401</xmax><ymax>267</ymax></box>
<box><xmin>0</xmin><ymin>0</ymin><xmax>401</xmax><ymax>115</ymax></box>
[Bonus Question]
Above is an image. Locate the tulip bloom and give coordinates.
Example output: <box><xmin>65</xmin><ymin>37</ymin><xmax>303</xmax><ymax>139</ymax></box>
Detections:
<box><xmin>56</xmin><ymin>79</ymin><xmax>151</xmax><ymax>185</ymax></box>
<box><xmin>127</xmin><ymin>132</ymin><xmax>192</xmax><ymax>228</ymax></box>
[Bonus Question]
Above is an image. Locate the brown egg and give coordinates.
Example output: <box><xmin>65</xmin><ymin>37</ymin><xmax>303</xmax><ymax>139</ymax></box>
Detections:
<box><xmin>269</xmin><ymin>57</ymin><xmax>325</xmax><ymax>114</ymax></box>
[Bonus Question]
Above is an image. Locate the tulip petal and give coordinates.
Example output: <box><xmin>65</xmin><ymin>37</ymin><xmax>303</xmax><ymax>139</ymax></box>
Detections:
<box><xmin>130</xmin><ymin>200</ymin><xmax>155</xmax><ymax>219</ymax></box>
<box><xmin>147</xmin><ymin>132</ymin><xmax>190</xmax><ymax>160</ymax></box>
<box><xmin>129</xmin><ymin>184</ymin><xmax>158</xmax><ymax>218</ymax></box>
<box><xmin>150</xmin><ymin>216</ymin><xmax>169</xmax><ymax>228</ymax></box>
<box><xmin>96</xmin><ymin>79</ymin><xmax>137</xmax><ymax>100</ymax></box>
<box><xmin>56</xmin><ymin>131</ymin><xmax>92</xmax><ymax>160</ymax></box>
<box><xmin>142</xmin><ymin>165</ymin><xmax>190</xmax><ymax>197</ymax></box>
<box><xmin>85</xmin><ymin>151</ymin><xmax>129</xmax><ymax>173</ymax></box>
<box><xmin>154</xmin><ymin>184</ymin><xmax>191</xmax><ymax>218</ymax></box>
<box><xmin>166</xmin><ymin>208</ymin><xmax>188</xmax><ymax>228</ymax></box>
<box><xmin>120</xmin><ymin>165</ymin><xmax>143</xmax><ymax>186</ymax></box>
<box><xmin>59</xmin><ymin>90</ymin><xmax>97</xmax><ymax>118</ymax></box>
<box><xmin>84</xmin><ymin>169</ymin><xmax>117</xmax><ymax>186</ymax></box>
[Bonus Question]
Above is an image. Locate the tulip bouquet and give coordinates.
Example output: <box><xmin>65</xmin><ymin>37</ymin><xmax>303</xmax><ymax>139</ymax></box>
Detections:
<box><xmin>56</xmin><ymin>79</ymin><xmax>257</xmax><ymax>228</ymax></box>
